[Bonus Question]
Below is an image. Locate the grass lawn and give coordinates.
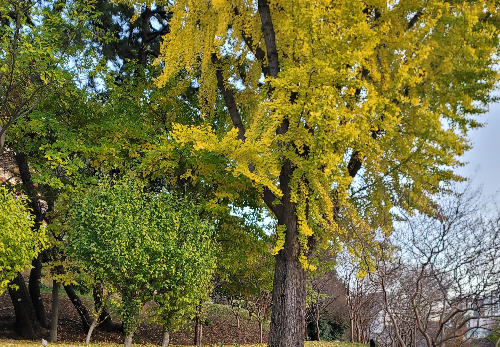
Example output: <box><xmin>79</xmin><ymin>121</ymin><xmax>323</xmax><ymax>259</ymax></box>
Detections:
<box><xmin>0</xmin><ymin>340</ymin><xmax>366</xmax><ymax>347</ymax></box>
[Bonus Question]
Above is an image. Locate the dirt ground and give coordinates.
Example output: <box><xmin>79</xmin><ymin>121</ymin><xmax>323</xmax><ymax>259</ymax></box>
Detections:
<box><xmin>0</xmin><ymin>291</ymin><xmax>269</xmax><ymax>346</ymax></box>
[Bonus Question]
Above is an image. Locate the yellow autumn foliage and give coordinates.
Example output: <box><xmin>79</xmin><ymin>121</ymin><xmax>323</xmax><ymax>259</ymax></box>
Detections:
<box><xmin>116</xmin><ymin>0</ymin><xmax>500</xmax><ymax>265</ymax></box>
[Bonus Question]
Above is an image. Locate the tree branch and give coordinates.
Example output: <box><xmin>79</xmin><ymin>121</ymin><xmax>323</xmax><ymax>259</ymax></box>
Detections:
<box><xmin>211</xmin><ymin>54</ymin><xmax>246</xmax><ymax>142</ymax></box>
<box><xmin>258</xmin><ymin>0</ymin><xmax>279</xmax><ymax>78</ymax></box>
<box><xmin>407</xmin><ymin>11</ymin><xmax>423</xmax><ymax>30</ymax></box>
<box><xmin>240</xmin><ymin>30</ymin><xmax>270</xmax><ymax>77</ymax></box>
<box><xmin>211</xmin><ymin>54</ymin><xmax>281</xmax><ymax>217</ymax></box>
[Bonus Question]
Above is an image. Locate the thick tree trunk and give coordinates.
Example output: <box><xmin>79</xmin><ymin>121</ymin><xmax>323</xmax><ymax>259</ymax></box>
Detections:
<box><xmin>268</xmin><ymin>240</ymin><xmax>305</xmax><ymax>347</ymax></box>
<box><xmin>14</xmin><ymin>152</ymin><xmax>50</xmax><ymax>332</ymax></box>
<box><xmin>49</xmin><ymin>280</ymin><xmax>59</xmax><ymax>342</ymax></box>
<box><xmin>29</xmin><ymin>253</ymin><xmax>50</xmax><ymax>329</ymax></box>
<box><xmin>124</xmin><ymin>332</ymin><xmax>134</xmax><ymax>347</ymax></box>
<box><xmin>268</xmin><ymin>160</ymin><xmax>306</xmax><ymax>347</ymax></box>
<box><xmin>7</xmin><ymin>273</ymin><xmax>43</xmax><ymax>339</ymax></box>
<box><xmin>64</xmin><ymin>284</ymin><xmax>92</xmax><ymax>332</ymax></box>
<box><xmin>162</xmin><ymin>330</ymin><xmax>170</xmax><ymax>347</ymax></box>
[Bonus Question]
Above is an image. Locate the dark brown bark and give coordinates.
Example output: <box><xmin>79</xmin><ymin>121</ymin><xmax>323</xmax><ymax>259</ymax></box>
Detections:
<box><xmin>14</xmin><ymin>153</ymin><xmax>41</xmax><ymax>215</ymax></box>
<box><xmin>258</xmin><ymin>0</ymin><xmax>279</xmax><ymax>78</ymax></box>
<box><xmin>268</xmin><ymin>159</ymin><xmax>306</xmax><ymax>347</ymax></box>
<box><xmin>240</xmin><ymin>31</ymin><xmax>270</xmax><ymax>77</ymax></box>
<box><xmin>223</xmin><ymin>3</ymin><xmax>308</xmax><ymax>346</ymax></box>
<box><xmin>139</xmin><ymin>7</ymin><xmax>152</xmax><ymax>67</ymax></box>
<box><xmin>14</xmin><ymin>153</ymin><xmax>50</xmax><ymax>329</ymax></box>
<box><xmin>348</xmin><ymin>151</ymin><xmax>363</xmax><ymax>178</ymax></box>
<box><xmin>212</xmin><ymin>54</ymin><xmax>246</xmax><ymax>142</ymax></box>
<box><xmin>316</xmin><ymin>297</ymin><xmax>321</xmax><ymax>341</ymax></box>
<box><xmin>194</xmin><ymin>322</ymin><xmax>202</xmax><ymax>347</ymax></box>
<box><xmin>64</xmin><ymin>284</ymin><xmax>92</xmax><ymax>332</ymax></box>
<box><xmin>49</xmin><ymin>280</ymin><xmax>59</xmax><ymax>342</ymax></box>
<box><xmin>29</xmin><ymin>253</ymin><xmax>50</xmax><ymax>329</ymax></box>
<box><xmin>7</xmin><ymin>273</ymin><xmax>43</xmax><ymax>339</ymax></box>
<box><xmin>194</xmin><ymin>307</ymin><xmax>203</xmax><ymax>347</ymax></box>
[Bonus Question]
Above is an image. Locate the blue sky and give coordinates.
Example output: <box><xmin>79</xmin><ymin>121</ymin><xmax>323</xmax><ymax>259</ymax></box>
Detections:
<box><xmin>458</xmin><ymin>101</ymin><xmax>500</xmax><ymax>195</ymax></box>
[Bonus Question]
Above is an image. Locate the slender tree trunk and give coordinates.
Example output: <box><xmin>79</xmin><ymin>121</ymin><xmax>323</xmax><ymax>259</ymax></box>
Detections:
<box><xmin>7</xmin><ymin>273</ymin><xmax>43</xmax><ymax>339</ymax></box>
<box><xmin>85</xmin><ymin>317</ymin><xmax>98</xmax><ymax>346</ymax></box>
<box><xmin>268</xmin><ymin>161</ymin><xmax>306</xmax><ymax>347</ymax></box>
<box><xmin>93</xmin><ymin>282</ymin><xmax>115</xmax><ymax>331</ymax></box>
<box><xmin>194</xmin><ymin>320</ymin><xmax>202</xmax><ymax>347</ymax></box>
<box><xmin>356</xmin><ymin>322</ymin><xmax>361</xmax><ymax>343</ymax></box>
<box><xmin>230</xmin><ymin>298</ymin><xmax>241</xmax><ymax>330</ymax></box>
<box><xmin>305</xmin><ymin>320</ymin><xmax>308</xmax><ymax>340</ymax></box>
<box><xmin>64</xmin><ymin>284</ymin><xmax>92</xmax><ymax>332</ymax></box>
<box><xmin>194</xmin><ymin>303</ymin><xmax>203</xmax><ymax>347</ymax></box>
<box><xmin>29</xmin><ymin>253</ymin><xmax>50</xmax><ymax>329</ymax></box>
<box><xmin>350</xmin><ymin>318</ymin><xmax>354</xmax><ymax>342</ymax></box>
<box><xmin>162</xmin><ymin>330</ymin><xmax>170</xmax><ymax>347</ymax></box>
<box><xmin>259</xmin><ymin>319</ymin><xmax>264</xmax><ymax>343</ymax></box>
<box><xmin>316</xmin><ymin>297</ymin><xmax>321</xmax><ymax>341</ymax></box>
<box><xmin>85</xmin><ymin>291</ymin><xmax>108</xmax><ymax>346</ymax></box>
<box><xmin>316</xmin><ymin>318</ymin><xmax>320</xmax><ymax>341</ymax></box>
<box><xmin>49</xmin><ymin>280</ymin><xmax>59</xmax><ymax>342</ymax></box>
<box><xmin>124</xmin><ymin>332</ymin><xmax>134</xmax><ymax>347</ymax></box>
<box><xmin>235</xmin><ymin>300</ymin><xmax>240</xmax><ymax>330</ymax></box>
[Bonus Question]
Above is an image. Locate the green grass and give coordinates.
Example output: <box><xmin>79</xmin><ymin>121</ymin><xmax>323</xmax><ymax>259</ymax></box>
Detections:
<box><xmin>39</xmin><ymin>282</ymin><xmax>93</xmax><ymax>297</ymax></box>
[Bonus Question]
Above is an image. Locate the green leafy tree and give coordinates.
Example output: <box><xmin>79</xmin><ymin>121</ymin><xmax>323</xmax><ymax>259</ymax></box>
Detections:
<box><xmin>215</xmin><ymin>213</ymin><xmax>273</xmax><ymax>328</ymax></box>
<box><xmin>0</xmin><ymin>0</ymin><xmax>99</xmax><ymax>151</ymax></box>
<box><xmin>67</xmin><ymin>176</ymin><xmax>216</xmax><ymax>347</ymax></box>
<box><xmin>0</xmin><ymin>186</ymin><xmax>46</xmax><ymax>294</ymax></box>
<box><xmin>1</xmin><ymin>0</ymin><xmax>103</xmax><ymax>337</ymax></box>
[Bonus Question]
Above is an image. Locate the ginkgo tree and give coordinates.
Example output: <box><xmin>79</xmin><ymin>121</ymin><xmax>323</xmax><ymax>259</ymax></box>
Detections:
<box><xmin>117</xmin><ymin>0</ymin><xmax>500</xmax><ymax>346</ymax></box>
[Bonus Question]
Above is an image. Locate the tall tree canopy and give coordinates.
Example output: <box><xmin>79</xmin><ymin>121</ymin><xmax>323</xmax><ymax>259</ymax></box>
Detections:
<box><xmin>113</xmin><ymin>1</ymin><xmax>500</xmax><ymax>346</ymax></box>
